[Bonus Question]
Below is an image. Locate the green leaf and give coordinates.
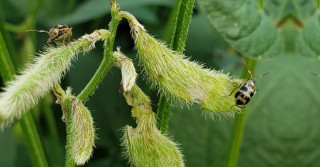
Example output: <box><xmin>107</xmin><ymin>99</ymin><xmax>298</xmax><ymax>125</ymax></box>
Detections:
<box><xmin>198</xmin><ymin>0</ymin><xmax>281</xmax><ymax>58</ymax></box>
<box><xmin>198</xmin><ymin>0</ymin><xmax>320</xmax><ymax>58</ymax></box>
<box><xmin>264</xmin><ymin>0</ymin><xmax>316</xmax><ymax>22</ymax></box>
<box><xmin>238</xmin><ymin>56</ymin><xmax>320</xmax><ymax>167</ymax></box>
<box><xmin>300</xmin><ymin>12</ymin><xmax>320</xmax><ymax>57</ymax></box>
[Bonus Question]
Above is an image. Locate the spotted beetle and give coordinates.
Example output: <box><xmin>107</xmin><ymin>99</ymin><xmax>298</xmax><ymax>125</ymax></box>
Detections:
<box><xmin>27</xmin><ymin>24</ymin><xmax>72</xmax><ymax>46</ymax></box>
<box><xmin>230</xmin><ymin>60</ymin><xmax>269</xmax><ymax>109</ymax></box>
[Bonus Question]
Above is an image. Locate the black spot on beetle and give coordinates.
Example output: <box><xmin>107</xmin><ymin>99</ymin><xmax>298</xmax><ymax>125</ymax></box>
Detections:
<box><xmin>235</xmin><ymin>91</ymin><xmax>243</xmax><ymax>98</ymax></box>
<box><xmin>250</xmin><ymin>92</ymin><xmax>254</xmax><ymax>97</ymax></box>
<box><xmin>236</xmin><ymin>99</ymin><xmax>244</xmax><ymax>105</ymax></box>
<box><xmin>244</xmin><ymin>96</ymin><xmax>250</xmax><ymax>102</ymax></box>
<box><xmin>240</xmin><ymin>86</ymin><xmax>248</xmax><ymax>91</ymax></box>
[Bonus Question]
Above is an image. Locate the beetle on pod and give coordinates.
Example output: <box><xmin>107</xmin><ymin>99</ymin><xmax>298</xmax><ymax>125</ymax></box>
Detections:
<box><xmin>229</xmin><ymin>60</ymin><xmax>269</xmax><ymax>109</ymax></box>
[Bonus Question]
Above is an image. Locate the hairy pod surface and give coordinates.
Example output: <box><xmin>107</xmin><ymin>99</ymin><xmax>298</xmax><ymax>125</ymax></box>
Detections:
<box><xmin>59</xmin><ymin>88</ymin><xmax>95</xmax><ymax>166</ymax></box>
<box><xmin>122</xmin><ymin>85</ymin><xmax>184</xmax><ymax>167</ymax></box>
<box><xmin>128</xmin><ymin>18</ymin><xmax>242</xmax><ymax>116</ymax></box>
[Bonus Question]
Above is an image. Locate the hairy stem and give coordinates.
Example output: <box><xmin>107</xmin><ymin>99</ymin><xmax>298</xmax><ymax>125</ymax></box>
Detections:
<box><xmin>77</xmin><ymin>7</ymin><xmax>120</xmax><ymax>102</ymax></box>
<box><xmin>157</xmin><ymin>0</ymin><xmax>195</xmax><ymax>134</ymax></box>
<box><xmin>170</xmin><ymin>0</ymin><xmax>195</xmax><ymax>52</ymax></box>
<box><xmin>226</xmin><ymin>59</ymin><xmax>257</xmax><ymax>167</ymax></box>
<box><xmin>156</xmin><ymin>95</ymin><xmax>172</xmax><ymax>134</ymax></box>
<box><xmin>64</xmin><ymin>96</ymin><xmax>75</xmax><ymax>167</ymax></box>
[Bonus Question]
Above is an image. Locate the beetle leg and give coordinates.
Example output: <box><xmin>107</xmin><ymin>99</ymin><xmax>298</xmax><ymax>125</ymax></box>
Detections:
<box><xmin>229</xmin><ymin>83</ymin><xmax>243</xmax><ymax>96</ymax></box>
<box><xmin>231</xmin><ymin>105</ymin><xmax>245</xmax><ymax>110</ymax></box>
<box><xmin>230</xmin><ymin>104</ymin><xmax>236</xmax><ymax>110</ymax></box>
<box><xmin>47</xmin><ymin>41</ymin><xmax>53</xmax><ymax>48</ymax></box>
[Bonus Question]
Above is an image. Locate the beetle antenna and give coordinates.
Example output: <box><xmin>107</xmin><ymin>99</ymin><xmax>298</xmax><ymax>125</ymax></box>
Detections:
<box><xmin>26</xmin><ymin>30</ymin><xmax>49</xmax><ymax>34</ymax></box>
<box><xmin>242</xmin><ymin>59</ymin><xmax>253</xmax><ymax>79</ymax></box>
<box><xmin>253</xmin><ymin>72</ymin><xmax>270</xmax><ymax>79</ymax></box>
<box><xmin>311</xmin><ymin>72</ymin><xmax>320</xmax><ymax>78</ymax></box>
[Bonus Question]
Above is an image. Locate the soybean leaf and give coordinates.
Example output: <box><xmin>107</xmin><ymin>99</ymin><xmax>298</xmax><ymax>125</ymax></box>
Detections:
<box><xmin>199</xmin><ymin>0</ymin><xmax>319</xmax><ymax>59</ymax></box>
<box><xmin>264</xmin><ymin>0</ymin><xmax>315</xmax><ymax>22</ymax></box>
<box><xmin>198</xmin><ymin>0</ymin><xmax>281</xmax><ymax>58</ymax></box>
<box><xmin>299</xmin><ymin>12</ymin><xmax>320</xmax><ymax>57</ymax></box>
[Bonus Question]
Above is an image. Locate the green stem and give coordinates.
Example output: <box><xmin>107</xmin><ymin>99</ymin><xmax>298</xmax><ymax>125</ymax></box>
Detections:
<box><xmin>53</xmin><ymin>84</ymin><xmax>74</xmax><ymax>167</ymax></box>
<box><xmin>0</xmin><ymin>2</ymin><xmax>19</xmax><ymax>68</ymax></box>
<box><xmin>162</xmin><ymin>0</ymin><xmax>180</xmax><ymax>43</ymax></box>
<box><xmin>20</xmin><ymin>113</ymin><xmax>49</xmax><ymax>167</ymax></box>
<box><xmin>0</xmin><ymin>31</ymin><xmax>15</xmax><ymax>81</ymax></box>
<box><xmin>63</xmin><ymin>95</ymin><xmax>75</xmax><ymax>167</ymax></box>
<box><xmin>77</xmin><ymin>8</ymin><xmax>120</xmax><ymax>102</ymax></box>
<box><xmin>157</xmin><ymin>0</ymin><xmax>195</xmax><ymax>134</ymax></box>
<box><xmin>0</xmin><ymin>21</ymin><xmax>49</xmax><ymax>167</ymax></box>
<box><xmin>41</xmin><ymin>96</ymin><xmax>63</xmax><ymax>167</ymax></box>
<box><xmin>170</xmin><ymin>0</ymin><xmax>195</xmax><ymax>52</ymax></box>
<box><xmin>156</xmin><ymin>95</ymin><xmax>172</xmax><ymax>134</ymax></box>
<box><xmin>226</xmin><ymin>59</ymin><xmax>257</xmax><ymax>167</ymax></box>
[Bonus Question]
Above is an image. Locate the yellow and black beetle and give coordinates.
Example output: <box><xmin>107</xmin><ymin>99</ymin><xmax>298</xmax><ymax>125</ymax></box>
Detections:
<box><xmin>230</xmin><ymin>60</ymin><xmax>269</xmax><ymax>109</ymax></box>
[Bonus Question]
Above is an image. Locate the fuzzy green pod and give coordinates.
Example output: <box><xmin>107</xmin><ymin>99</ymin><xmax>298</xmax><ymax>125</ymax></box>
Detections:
<box><xmin>0</xmin><ymin>30</ymin><xmax>109</xmax><ymax>129</ymax></box>
<box><xmin>70</xmin><ymin>99</ymin><xmax>95</xmax><ymax>165</ymax></box>
<box><xmin>122</xmin><ymin>85</ymin><xmax>184</xmax><ymax>167</ymax></box>
<box><xmin>58</xmin><ymin>88</ymin><xmax>95</xmax><ymax>166</ymax></box>
<box><xmin>126</xmin><ymin>15</ymin><xmax>242</xmax><ymax>116</ymax></box>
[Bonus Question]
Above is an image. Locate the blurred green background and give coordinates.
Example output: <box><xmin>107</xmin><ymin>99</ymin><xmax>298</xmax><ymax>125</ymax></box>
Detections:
<box><xmin>1</xmin><ymin>0</ymin><xmax>320</xmax><ymax>166</ymax></box>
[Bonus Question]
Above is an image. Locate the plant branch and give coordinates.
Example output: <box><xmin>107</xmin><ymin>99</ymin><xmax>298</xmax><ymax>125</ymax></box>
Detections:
<box><xmin>157</xmin><ymin>0</ymin><xmax>195</xmax><ymax>134</ymax></box>
<box><xmin>62</xmin><ymin>92</ymin><xmax>75</xmax><ymax>167</ymax></box>
<box><xmin>77</xmin><ymin>5</ymin><xmax>121</xmax><ymax>102</ymax></box>
<box><xmin>170</xmin><ymin>0</ymin><xmax>195</xmax><ymax>52</ymax></box>
<box><xmin>0</xmin><ymin>32</ymin><xmax>15</xmax><ymax>81</ymax></box>
<box><xmin>226</xmin><ymin>58</ymin><xmax>257</xmax><ymax>167</ymax></box>
<box><xmin>20</xmin><ymin>112</ymin><xmax>49</xmax><ymax>167</ymax></box>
